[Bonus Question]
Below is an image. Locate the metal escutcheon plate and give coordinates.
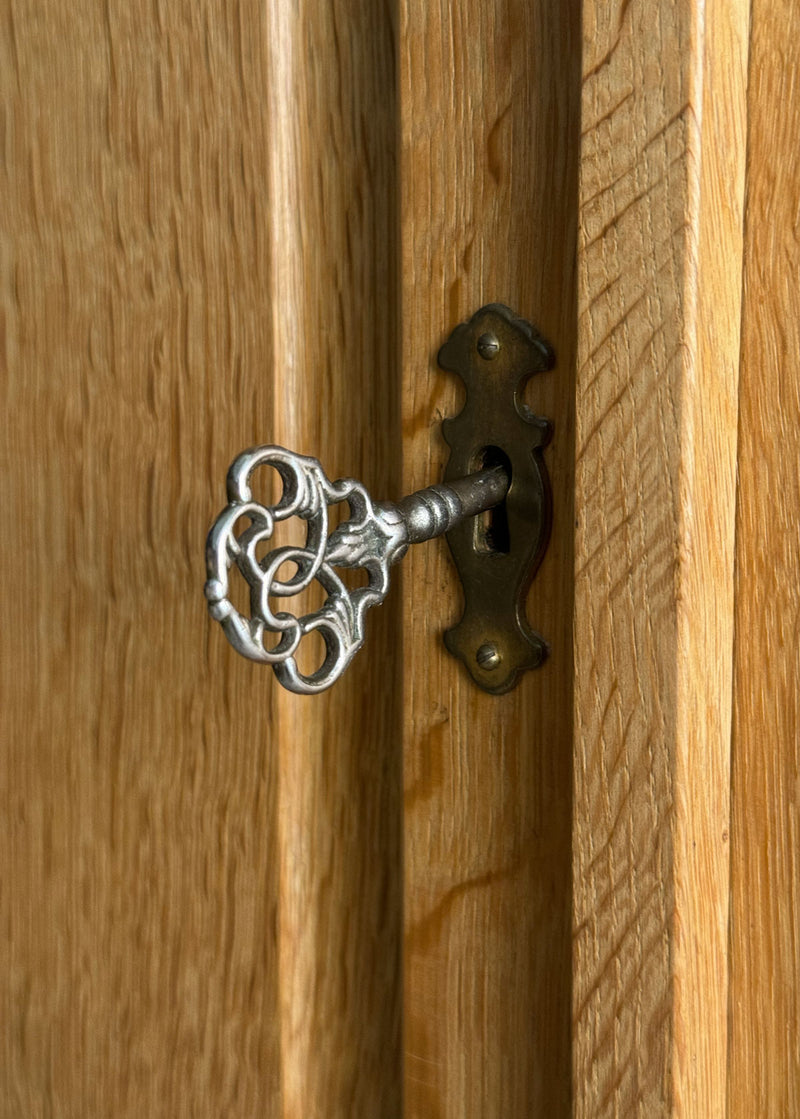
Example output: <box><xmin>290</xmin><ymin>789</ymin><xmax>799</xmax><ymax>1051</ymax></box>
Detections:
<box><xmin>439</xmin><ymin>303</ymin><xmax>554</xmax><ymax>694</ymax></box>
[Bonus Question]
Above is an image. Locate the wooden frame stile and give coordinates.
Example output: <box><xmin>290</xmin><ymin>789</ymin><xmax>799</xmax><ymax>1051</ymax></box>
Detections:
<box><xmin>399</xmin><ymin>0</ymin><xmax>580</xmax><ymax>1114</ymax></box>
<box><xmin>265</xmin><ymin>1</ymin><xmax>403</xmax><ymax>1115</ymax></box>
<box><xmin>729</xmin><ymin>0</ymin><xmax>800</xmax><ymax>1112</ymax></box>
<box><xmin>574</xmin><ymin>0</ymin><xmax>748</xmax><ymax>1114</ymax></box>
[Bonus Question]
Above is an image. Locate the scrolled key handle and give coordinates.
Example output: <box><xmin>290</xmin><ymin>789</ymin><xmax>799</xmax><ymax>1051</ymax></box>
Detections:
<box><xmin>204</xmin><ymin>444</ymin><xmax>508</xmax><ymax>694</ymax></box>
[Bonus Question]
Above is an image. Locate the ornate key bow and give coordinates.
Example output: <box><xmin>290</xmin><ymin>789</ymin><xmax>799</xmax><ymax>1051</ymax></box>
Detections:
<box><xmin>205</xmin><ymin>444</ymin><xmax>508</xmax><ymax>694</ymax></box>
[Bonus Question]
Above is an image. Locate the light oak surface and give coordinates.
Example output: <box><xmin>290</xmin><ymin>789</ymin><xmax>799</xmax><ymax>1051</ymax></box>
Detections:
<box><xmin>574</xmin><ymin>0</ymin><xmax>748</xmax><ymax>1113</ymax></box>
<box><xmin>399</xmin><ymin>0</ymin><xmax>579</xmax><ymax>1114</ymax></box>
<box><xmin>4</xmin><ymin>0</ymin><xmax>800</xmax><ymax>1115</ymax></box>
<box><xmin>729</xmin><ymin>1</ymin><xmax>800</xmax><ymax>1113</ymax></box>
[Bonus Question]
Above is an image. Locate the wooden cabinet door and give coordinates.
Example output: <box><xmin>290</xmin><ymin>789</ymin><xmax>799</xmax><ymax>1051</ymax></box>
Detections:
<box><xmin>2</xmin><ymin>1</ymin><xmax>798</xmax><ymax>1117</ymax></box>
<box><xmin>2</xmin><ymin>3</ymin><xmax>402</xmax><ymax>1115</ymax></box>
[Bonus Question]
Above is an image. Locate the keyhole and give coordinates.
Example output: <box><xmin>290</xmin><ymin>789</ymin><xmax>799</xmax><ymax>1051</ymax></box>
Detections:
<box><xmin>473</xmin><ymin>446</ymin><xmax>511</xmax><ymax>554</ymax></box>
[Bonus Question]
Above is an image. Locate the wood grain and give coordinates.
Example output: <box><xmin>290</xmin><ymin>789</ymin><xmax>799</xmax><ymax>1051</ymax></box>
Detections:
<box><xmin>0</xmin><ymin>2</ymin><xmax>400</xmax><ymax>1116</ymax></box>
<box><xmin>399</xmin><ymin>0</ymin><xmax>580</xmax><ymax>1114</ymax></box>
<box><xmin>574</xmin><ymin>0</ymin><xmax>748</xmax><ymax>1113</ymax></box>
<box><xmin>266</xmin><ymin>1</ymin><xmax>403</xmax><ymax>1116</ymax></box>
<box><xmin>728</xmin><ymin>1</ymin><xmax>800</xmax><ymax>1112</ymax></box>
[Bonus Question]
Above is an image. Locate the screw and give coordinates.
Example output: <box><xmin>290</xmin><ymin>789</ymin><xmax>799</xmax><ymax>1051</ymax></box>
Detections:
<box><xmin>476</xmin><ymin>642</ymin><xmax>502</xmax><ymax>670</ymax></box>
<box><xmin>476</xmin><ymin>332</ymin><xmax>500</xmax><ymax>360</ymax></box>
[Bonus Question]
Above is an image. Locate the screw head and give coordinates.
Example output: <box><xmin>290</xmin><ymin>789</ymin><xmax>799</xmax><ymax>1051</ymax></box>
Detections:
<box><xmin>476</xmin><ymin>332</ymin><xmax>500</xmax><ymax>360</ymax></box>
<box><xmin>476</xmin><ymin>642</ymin><xmax>502</xmax><ymax>670</ymax></box>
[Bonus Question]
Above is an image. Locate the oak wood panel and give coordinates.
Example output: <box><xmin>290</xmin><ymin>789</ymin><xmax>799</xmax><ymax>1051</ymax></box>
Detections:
<box><xmin>729</xmin><ymin>2</ymin><xmax>800</xmax><ymax>1112</ymax></box>
<box><xmin>574</xmin><ymin>0</ymin><xmax>748</xmax><ymax>1113</ymax></box>
<box><xmin>399</xmin><ymin>0</ymin><xmax>580</xmax><ymax>1114</ymax></box>
<box><xmin>0</xmin><ymin>2</ymin><xmax>400</xmax><ymax>1116</ymax></box>
<box><xmin>1</xmin><ymin>5</ymin><xmax>281</xmax><ymax>1113</ymax></box>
